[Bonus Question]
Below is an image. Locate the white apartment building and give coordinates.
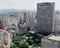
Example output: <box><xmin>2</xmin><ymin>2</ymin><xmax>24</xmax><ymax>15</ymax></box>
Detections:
<box><xmin>0</xmin><ymin>29</ymin><xmax>11</xmax><ymax>48</ymax></box>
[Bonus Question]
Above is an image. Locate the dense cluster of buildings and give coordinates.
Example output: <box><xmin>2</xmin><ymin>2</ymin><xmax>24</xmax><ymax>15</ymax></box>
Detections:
<box><xmin>0</xmin><ymin>11</ymin><xmax>36</xmax><ymax>48</ymax></box>
<box><xmin>0</xmin><ymin>2</ymin><xmax>60</xmax><ymax>48</ymax></box>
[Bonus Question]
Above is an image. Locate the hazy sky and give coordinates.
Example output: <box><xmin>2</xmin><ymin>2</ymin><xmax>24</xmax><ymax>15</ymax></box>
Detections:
<box><xmin>0</xmin><ymin>0</ymin><xmax>60</xmax><ymax>10</ymax></box>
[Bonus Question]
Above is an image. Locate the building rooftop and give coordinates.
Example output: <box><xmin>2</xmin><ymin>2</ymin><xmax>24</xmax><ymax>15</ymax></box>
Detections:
<box><xmin>48</xmin><ymin>35</ymin><xmax>60</xmax><ymax>41</ymax></box>
<box><xmin>37</xmin><ymin>2</ymin><xmax>55</xmax><ymax>6</ymax></box>
<box><xmin>0</xmin><ymin>29</ymin><xmax>6</xmax><ymax>32</ymax></box>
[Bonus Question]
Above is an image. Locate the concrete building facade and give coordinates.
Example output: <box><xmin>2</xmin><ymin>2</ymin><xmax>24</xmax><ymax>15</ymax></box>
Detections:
<box><xmin>41</xmin><ymin>34</ymin><xmax>60</xmax><ymax>48</ymax></box>
<box><xmin>54</xmin><ymin>11</ymin><xmax>60</xmax><ymax>32</ymax></box>
<box><xmin>36</xmin><ymin>2</ymin><xmax>55</xmax><ymax>34</ymax></box>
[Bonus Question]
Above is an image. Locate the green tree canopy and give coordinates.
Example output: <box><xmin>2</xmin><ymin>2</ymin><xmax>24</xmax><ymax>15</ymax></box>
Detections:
<box><xmin>20</xmin><ymin>43</ymin><xmax>29</xmax><ymax>48</ymax></box>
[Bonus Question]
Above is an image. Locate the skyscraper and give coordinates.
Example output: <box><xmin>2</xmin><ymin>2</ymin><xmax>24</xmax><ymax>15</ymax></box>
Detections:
<box><xmin>36</xmin><ymin>2</ymin><xmax>55</xmax><ymax>34</ymax></box>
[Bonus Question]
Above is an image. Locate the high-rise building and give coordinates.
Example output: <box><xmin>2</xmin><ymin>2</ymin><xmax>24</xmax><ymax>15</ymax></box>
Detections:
<box><xmin>54</xmin><ymin>11</ymin><xmax>60</xmax><ymax>32</ymax></box>
<box><xmin>36</xmin><ymin>2</ymin><xmax>55</xmax><ymax>34</ymax></box>
<box><xmin>18</xmin><ymin>13</ymin><xmax>27</xmax><ymax>34</ymax></box>
<box><xmin>29</xmin><ymin>12</ymin><xmax>37</xmax><ymax>30</ymax></box>
<box><xmin>24</xmin><ymin>12</ymin><xmax>29</xmax><ymax>27</ymax></box>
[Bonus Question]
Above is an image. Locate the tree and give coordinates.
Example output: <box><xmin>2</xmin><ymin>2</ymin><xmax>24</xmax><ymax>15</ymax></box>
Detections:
<box><xmin>26</xmin><ymin>32</ymin><xmax>33</xmax><ymax>37</ymax></box>
<box><xmin>27</xmin><ymin>27</ymin><xmax>30</xmax><ymax>31</ymax></box>
<box><xmin>11</xmin><ymin>35</ymin><xmax>26</xmax><ymax>48</ymax></box>
<box><xmin>20</xmin><ymin>43</ymin><xmax>29</xmax><ymax>48</ymax></box>
<box><xmin>10</xmin><ymin>43</ymin><xmax>19</xmax><ymax>48</ymax></box>
<box><xmin>14</xmin><ymin>41</ymin><xmax>20</xmax><ymax>47</ymax></box>
<box><xmin>26</xmin><ymin>38</ymin><xmax>34</xmax><ymax>45</ymax></box>
<box><xmin>26</xmin><ymin>33</ymin><xmax>42</xmax><ymax>45</ymax></box>
<box><xmin>12</xmin><ymin>35</ymin><xmax>25</xmax><ymax>43</ymax></box>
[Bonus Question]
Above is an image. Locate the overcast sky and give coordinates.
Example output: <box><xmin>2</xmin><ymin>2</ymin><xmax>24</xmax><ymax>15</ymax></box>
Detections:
<box><xmin>0</xmin><ymin>0</ymin><xmax>60</xmax><ymax>10</ymax></box>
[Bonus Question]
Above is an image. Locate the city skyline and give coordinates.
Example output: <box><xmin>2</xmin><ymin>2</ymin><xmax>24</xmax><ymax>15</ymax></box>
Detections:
<box><xmin>0</xmin><ymin>0</ymin><xmax>60</xmax><ymax>10</ymax></box>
